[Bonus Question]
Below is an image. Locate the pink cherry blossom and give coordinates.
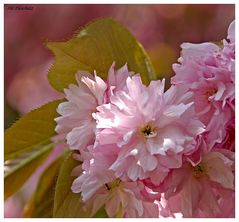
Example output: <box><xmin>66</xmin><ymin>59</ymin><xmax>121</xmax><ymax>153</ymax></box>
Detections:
<box><xmin>95</xmin><ymin>75</ymin><xmax>204</xmax><ymax>182</ymax></box>
<box><xmin>71</xmin><ymin>147</ymin><xmax>158</xmax><ymax>218</ymax></box>
<box><xmin>172</xmin><ymin>43</ymin><xmax>234</xmax><ymax>120</ymax></box>
<box><xmin>227</xmin><ymin>20</ymin><xmax>235</xmax><ymax>44</ymax></box>
<box><xmin>157</xmin><ymin>149</ymin><xmax>234</xmax><ymax>217</ymax></box>
<box><xmin>55</xmin><ymin>63</ymin><xmax>133</xmax><ymax>151</ymax></box>
<box><xmin>171</xmin><ymin>20</ymin><xmax>235</xmax><ymax>126</ymax></box>
<box><xmin>223</xmin><ymin>20</ymin><xmax>235</xmax><ymax>62</ymax></box>
<box><xmin>77</xmin><ymin>177</ymin><xmax>145</xmax><ymax>217</ymax></box>
<box><xmin>54</xmin><ymin>20</ymin><xmax>235</xmax><ymax>218</ymax></box>
<box><xmin>202</xmin><ymin>106</ymin><xmax>234</xmax><ymax>151</ymax></box>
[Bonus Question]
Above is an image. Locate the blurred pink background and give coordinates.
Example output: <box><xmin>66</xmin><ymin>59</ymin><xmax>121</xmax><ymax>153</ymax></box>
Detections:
<box><xmin>4</xmin><ymin>4</ymin><xmax>235</xmax><ymax>217</ymax></box>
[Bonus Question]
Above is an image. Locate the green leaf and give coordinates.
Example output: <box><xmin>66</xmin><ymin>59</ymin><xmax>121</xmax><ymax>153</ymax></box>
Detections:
<box><xmin>4</xmin><ymin>99</ymin><xmax>62</xmax><ymax>160</ymax></box>
<box><xmin>4</xmin><ymin>143</ymin><xmax>54</xmax><ymax>200</ymax></box>
<box><xmin>23</xmin><ymin>153</ymin><xmax>65</xmax><ymax>218</ymax></box>
<box><xmin>4</xmin><ymin>99</ymin><xmax>19</xmax><ymax>130</ymax></box>
<box><xmin>53</xmin><ymin>152</ymin><xmax>91</xmax><ymax>217</ymax></box>
<box><xmin>47</xmin><ymin>18</ymin><xmax>156</xmax><ymax>92</ymax></box>
<box><xmin>93</xmin><ymin>207</ymin><xmax>108</xmax><ymax>218</ymax></box>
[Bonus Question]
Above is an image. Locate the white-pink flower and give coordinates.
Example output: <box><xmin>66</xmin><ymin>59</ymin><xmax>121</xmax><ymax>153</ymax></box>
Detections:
<box><xmin>71</xmin><ymin>154</ymin><xmax>153</xmax><ymax>217</ymax></box>
<box><xmin>55</xmin><ymin>63</ymin><xmax>133</xmax><ymax>151</ymax></box>
<box><xmin>171</xmin><ymin>20</ymin><xmax>235</xmax><ymax>126</ymax></box>
<box><xmin>54</xmin><ymin>20</ymin><xmax>235</xmax><ymax>218</ymax></box>
<box><xmin>95</xmin><ymin>75</ymin><xmax>204</xmax><ymax>183</ymax></box>
<box><xmin>157</xmin><ymin>149</ymin><xmax>234</xmax><ymax>217</ymax></box>
<box><xmin>202</xmin><ymin>106</ymin><xmax>234</xmax><ymax>151</ymax></box>
<box><xmin>223</xmin><ymin>20</ymin><xmax>235</xmax><ymax>62</ymax></box>
<box><xmin>75</xmin><ymin>176</ymin><xmax>145</xmax><ymax>217</ymax></box>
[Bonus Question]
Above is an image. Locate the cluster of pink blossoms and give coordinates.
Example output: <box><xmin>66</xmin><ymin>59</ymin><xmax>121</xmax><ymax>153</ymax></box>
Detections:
<box><xmin>55</xmin><ymin>20</ymin><xmax>235</xmax><ymax>218</ymax></box>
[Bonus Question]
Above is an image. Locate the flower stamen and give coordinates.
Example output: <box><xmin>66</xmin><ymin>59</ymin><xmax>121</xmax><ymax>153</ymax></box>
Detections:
<box><xmin>105</xmin><ymin>178</ymin><xmax>121</xmax><ymax>191</ymax></box>
<box><xmin>192</xmin><ymin>164</ymin><xmax>206</xmax><ymax>178</ymax></box>
<box><xmin>141</xmin><ymin>124</ymin><xmax>157</xmax><ymax>138</ymax></box>
<box><xmin>204</xmin><ymin>88</ymin><xmax>217</xmax><ymax>101</ymax></box>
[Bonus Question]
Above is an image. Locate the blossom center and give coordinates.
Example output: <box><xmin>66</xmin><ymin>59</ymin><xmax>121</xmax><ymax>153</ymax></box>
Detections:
<box><xmin>192</xmin><ymin>164</ymin><xmax>206</xmax><ymax>178</ymax></box>
<box><xmin>204</xmin><ymin>88</ymin><xmax>217</xmax><ymax>100</ymax></box>
<box><xmin>141</xmin><ymin>124</ymin><xmax>157</xmax><ymax>138</ymax></box>
<box><xmin>105</xmin><ymin>178</ymin><xmax>121</xmax><ymax>191</ymax></box>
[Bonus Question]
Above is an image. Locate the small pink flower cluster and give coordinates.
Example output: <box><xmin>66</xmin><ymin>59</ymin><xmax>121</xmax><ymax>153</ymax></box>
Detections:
<box><xmin>55</xmin><ymin>21</ymin><xmax>235</xmax><ymax>218</ymax></box>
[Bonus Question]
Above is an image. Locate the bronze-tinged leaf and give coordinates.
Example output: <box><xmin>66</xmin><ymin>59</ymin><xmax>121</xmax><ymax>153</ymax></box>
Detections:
<box><xmin>23</xmin><ymin>153</ymin><xmax>65</xmax><ymax>218</ymax></box>
<box><xmin>53</xmin><ymin>152</ymin><xmax>90</xmax><ymax>217</ymax></box>
<box><xmin>4</xmin><ymin>99</ymin><xmax>63</xmax><ymax>160</ymax></box>
<box><xmin>4</xmin><ymin>143</ymin><xmax>54</xmax><ymax>200</ymax></box>
<box><xmin>47</xmin><ymin>18</ymin><xmax>156</xmax><ymax>92</ymax></box>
